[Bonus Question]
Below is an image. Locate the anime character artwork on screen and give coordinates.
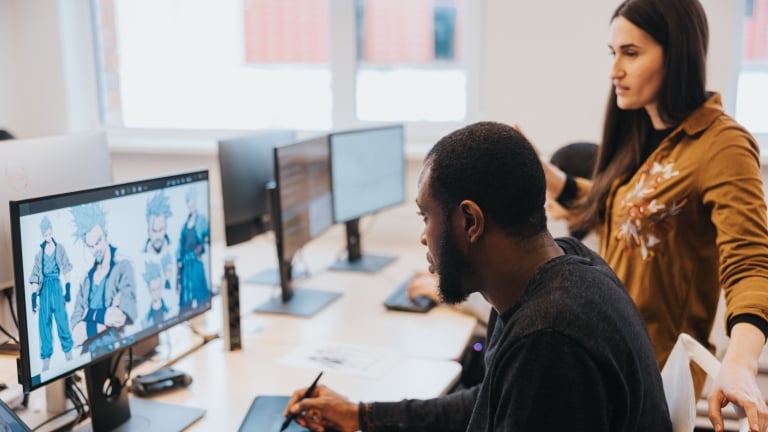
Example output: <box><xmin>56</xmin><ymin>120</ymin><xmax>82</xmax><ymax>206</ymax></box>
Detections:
<box><xmin>17</xmin><ymin>180</ymin><xmax>212</xmax><ymax>380</ymax></box>
<box><xmin>69</xmin><ymin>203</ymin><xmax>138</xmax><ymax>355</ymax></box>
<box><xmin>176</xmin><ymin>187</ymin><xmax>210</xmax><ymax>315</ymax></box>
<box><xmin>28</xmin><ymin>216</ymin><xmax>74</xmax><ymax>372</ymax></box>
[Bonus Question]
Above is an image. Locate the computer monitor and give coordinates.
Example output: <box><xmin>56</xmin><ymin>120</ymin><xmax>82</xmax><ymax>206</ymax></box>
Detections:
<box><xmin>328</xmin><ymin>125</ymin><xmax>406</xmax><ymax>272</ymax></box>
<box><xmin>10</xmin><ymin>170</ymin><xmax>211</xmax><ymax>431</ymax></box>
<box><xmin>217</xmin><ymin>130</ymin><xmax>306</xmax><ymax>285</ymax></box>
<box><xmin>253</xmin><ymin>135</ymin><xmax>341</xmax><ymax>317</ymax></box>
<box><xmin>0</xmin><ymin>131</ymin><xmax>113</xmax><ymax>350</ymax></box>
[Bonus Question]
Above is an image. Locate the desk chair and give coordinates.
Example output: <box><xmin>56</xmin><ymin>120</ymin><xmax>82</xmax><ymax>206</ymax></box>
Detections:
<box><xmin>661</xmin><ymin>333</ymin><xmax>749</xmax><ymax>432</ymax></box>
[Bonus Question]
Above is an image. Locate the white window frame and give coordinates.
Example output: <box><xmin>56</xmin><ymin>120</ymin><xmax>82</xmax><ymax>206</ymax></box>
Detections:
<box><xmin>79</xmin><ymin>0</ymin><xmax>485</xmax><ymax>154</ymax></box>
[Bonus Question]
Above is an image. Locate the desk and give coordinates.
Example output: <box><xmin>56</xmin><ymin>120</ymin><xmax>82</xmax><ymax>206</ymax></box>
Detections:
<box><xmin>147</xmin><ymin>338</ymin><xmax>462</xmax><ymax>430</ymax></box>
<box><xmin>209</xmin><ymin>230</ymin><xmax>479</xmax><ymax>362</ymax></box>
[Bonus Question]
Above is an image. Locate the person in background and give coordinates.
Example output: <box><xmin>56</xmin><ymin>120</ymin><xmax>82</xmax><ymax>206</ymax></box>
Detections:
<box><xmin>283</xmin><ymin>121</ymin><xmax>672</xmax><ymax>431</ymax></box>
<box><xmin>546</xmin><ymin>141</ymin><xmax>599</xmax><ymax>242</ymax></box>
<box><xmin>529</xmin><ymin>0</ymin><xmax>768</xmax><ymax>430</ymax></box>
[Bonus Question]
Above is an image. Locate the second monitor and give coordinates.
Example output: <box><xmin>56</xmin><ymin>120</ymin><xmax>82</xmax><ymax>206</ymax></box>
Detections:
<box><xmin>328</xmin><ymin>124</ymin><xmax>406</xmax><ymax>272</ymax></box>
<box><xmin>253</xmin><ymin>135</ymin><xmax>341</xmax><ymax>317</ymax></box>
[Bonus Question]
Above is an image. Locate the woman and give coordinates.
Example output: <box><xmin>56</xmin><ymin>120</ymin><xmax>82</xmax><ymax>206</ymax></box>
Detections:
<box><xmin>535</xmin><ymin>0</ymin><xmax>768</xmax><ymax>430</ymax></box>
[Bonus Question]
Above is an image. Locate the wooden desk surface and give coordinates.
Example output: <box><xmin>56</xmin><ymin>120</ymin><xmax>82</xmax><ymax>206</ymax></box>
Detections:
<box><xmin>144</xmin><ymin>339</ymin><xmax>462</xmax><ymax>430</ymax></box>
<box><xmin>208</xmin><ymin>229</ymin><xmax>479</xmax><ymax>362</ymax></box>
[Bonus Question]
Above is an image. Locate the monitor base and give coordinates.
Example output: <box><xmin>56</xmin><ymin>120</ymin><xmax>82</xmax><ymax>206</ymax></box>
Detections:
<box><xmin>244</xmin><ymin>267</ymin><xmax>308</xmax><ymax>285</ymax></box>
<box><xmin>253</xmin><ymin>288</ymin><xmax>341</xmax><ymax>317</ymax></box>
<box><xmin>328</xmin><ymin>254</ymin><xmax>397</xmax><ymax>273</ymax></box>
<box><xmin>75</xmin><ymin>397</ymin><xmax>205</xmax><ymax>432</ymax></box>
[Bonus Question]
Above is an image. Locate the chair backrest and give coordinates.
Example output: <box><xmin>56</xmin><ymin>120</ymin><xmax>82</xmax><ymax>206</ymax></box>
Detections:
<box><xmin>660</xmin><ymin>333</ymin><xmax>749</xmax><ymax>432</ymax></box>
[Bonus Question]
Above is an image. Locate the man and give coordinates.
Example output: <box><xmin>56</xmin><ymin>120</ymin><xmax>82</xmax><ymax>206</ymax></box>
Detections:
<box><xmin>29</xmin><ymin>216</ymin><xmax>74</xmax><ymax>371</ymax></box>
<box><xmin>69</xmin><ymin>203</ymin><xmax>137</xmax><ymax>354</ymax></box>
<box><xmin>284</xmin><ymin>122</ymin><xmax>672</xmax><ymax>431</ymax></box>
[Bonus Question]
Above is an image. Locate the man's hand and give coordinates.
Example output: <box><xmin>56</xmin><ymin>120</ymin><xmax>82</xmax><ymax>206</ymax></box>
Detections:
<box><xmin>406</xmin><ymin>271</ymin><xmax>441</xmax><ymax>303</ymax></box>
<box><xmin>283</xmin><ymin>384</ymin><xmax>360</xmax><ymax>432</ymax></box>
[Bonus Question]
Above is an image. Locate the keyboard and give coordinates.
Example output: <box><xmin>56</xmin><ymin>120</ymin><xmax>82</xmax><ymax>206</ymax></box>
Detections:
<box><xmin>383</xmin><ymin>277</ymin><xmax>437</xmax><ymax>313</ymax></box>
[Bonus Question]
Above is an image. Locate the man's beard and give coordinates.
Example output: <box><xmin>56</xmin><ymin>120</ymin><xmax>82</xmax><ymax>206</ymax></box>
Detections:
<box><xmin>436</xmin><ymin>225</ymin><xmax>471</xmax><ymax>304</ymax></box>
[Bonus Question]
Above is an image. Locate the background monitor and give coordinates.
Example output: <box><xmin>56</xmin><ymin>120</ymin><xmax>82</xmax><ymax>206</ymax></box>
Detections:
<box><xmin>10</xmin><ymin>170</ymin><xmax>211</xmax><ymax>431</ymax></box>
<box><xmin>217</xmin><ymin>130</ymin><xmax>305</xmax><ymax>285</ymax></box>
<box><xmin>253</xmin><ymin>135</ymin><xmax>340</xmax><ymax>317</ymax></box>
<box><xmin>0</xmin><ymin>131</ymin><xmax>113</xmax><ymax>350</ymax></box>
<box><xmin>217</xmin><ymin>130</ymin><xmax>296</xmax><ymax>246</ymax></box>
<box><xmin>328</xmin><ymin>124</ymin><xmax>406</xmax><ymax>272</ymax></box>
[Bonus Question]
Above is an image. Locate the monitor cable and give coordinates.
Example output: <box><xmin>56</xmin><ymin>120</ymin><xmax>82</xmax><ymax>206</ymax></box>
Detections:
<box><xmin>2</xmin><ymin>286</ymin><xmax>18</xmax><ymax>328</ymax></box>
<box><xmin>64</xmin><ymin>373</ymin><xmax>89</xmax><ymax>427</ymax></box>
<box><xmin>104</xmin><ymin>347</ymin><xmax>133</xmax><ymax>399</ymax></box>
<box><xmin>30</xmin><ymin>374</ymin><xmax>89</xmax><ymax>432</ymax></box>
<box><xmin>0</xmin><ymin>287</ymin><xmax>19</xmax><ymax>346</ymax></box>
<box><xmin>0</xmin><ymin>325</ymin><xmax>18</xmax><ymax>346</ymax></box>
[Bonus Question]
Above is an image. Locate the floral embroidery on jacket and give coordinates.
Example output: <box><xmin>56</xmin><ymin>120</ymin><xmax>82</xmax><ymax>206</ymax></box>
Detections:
<box><xmin>615</xmin><ymin>160</ymin><xmax>687</xmax><ymax>260</ymax></box>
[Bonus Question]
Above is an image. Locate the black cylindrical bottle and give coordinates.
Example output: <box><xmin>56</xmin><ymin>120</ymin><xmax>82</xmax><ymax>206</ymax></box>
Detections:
<box><xmin>221</xmin><ymin>259</ymin><xmax>241</xmax><ymax>351</ymax></box>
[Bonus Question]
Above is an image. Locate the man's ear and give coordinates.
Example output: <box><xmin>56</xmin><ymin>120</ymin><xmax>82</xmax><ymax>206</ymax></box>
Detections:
<box><xmin>459</xmin><ymin>200</ymin><xmax>484</xmax><ymax>243</ymax></box>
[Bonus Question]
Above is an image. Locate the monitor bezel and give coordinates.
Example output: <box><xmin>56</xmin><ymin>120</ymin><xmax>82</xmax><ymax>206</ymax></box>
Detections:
<box><xmin>271</xmin><ymin>135</ymin><xmax>333</xmax><ymax>299</ymax></box>
<box><xmin>10</xmin><ymin>169</ymin><xmax>212</xmax><ymax>393</ymax></box>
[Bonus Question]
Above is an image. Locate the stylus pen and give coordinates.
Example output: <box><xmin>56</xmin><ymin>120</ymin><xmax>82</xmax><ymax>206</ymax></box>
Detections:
<box><xmin>280</xmin><ymin>371</ymin><xmax>324</xmax><ymax>431</ymax></box>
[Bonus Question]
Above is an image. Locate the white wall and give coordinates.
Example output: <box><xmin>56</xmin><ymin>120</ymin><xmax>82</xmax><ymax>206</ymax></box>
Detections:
<box><xmin>2</xmin><ymin>0</ymin><xmax>71</xmax><ymax>137</ymax></box>
<box><xmin>0</xmin><ymin>0</ymin><xmax>17</xmax><ymax>133</ymax></box>
<box><xmin>483</xmin><ymin>0</ymin><xmax>743</xmax><ymax>158</ymax></box>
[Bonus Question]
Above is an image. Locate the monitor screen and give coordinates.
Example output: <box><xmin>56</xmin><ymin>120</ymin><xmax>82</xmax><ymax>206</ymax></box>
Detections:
<box><xmin>218</xmin><ymin>130</ymin><xmax>297</xmax><ymax>246</ymax></box>
<box><xmin>10</xmin><ymin>170</ymin><xmax>211</xmax><ymax>392</ymax></box>
<box><xmin>274</xmin><ymin>135</ymin><xmax>333</xmax><ymax>262</ymax></box>
<box><xmin>254</xmin><ymin>135</ymin><xmax>341</xmax><ymax>317</ymax></box>
<box><xmin>329</xmin><ymin>125</ymin><xmax>405</xmax><ymax>223</ymax></box>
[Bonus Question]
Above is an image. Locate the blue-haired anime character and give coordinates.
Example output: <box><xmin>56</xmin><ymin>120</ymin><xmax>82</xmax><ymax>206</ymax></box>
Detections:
<box><xmin>141</xmin><ymin>261</ymin><xmax>169</xmax><ymax>328</ymax></box>
<box><xmin>177</xmin><ymin>187</ymin><xmax>210</xmax><ymax>314</ymax></box>
<box><xmin>28</xmin><ymin>215</ymin><xmax>74</xmax><ymax>371</ymax></box>
<box><xmin>143</xmin><ymin>190</ymin><xmax>175</xmax><ymax>290</ymax></box>
<box><xmin>69</xmin><ymin>203</ymin><xmax>137</xmax><ymax>354</ymax></box>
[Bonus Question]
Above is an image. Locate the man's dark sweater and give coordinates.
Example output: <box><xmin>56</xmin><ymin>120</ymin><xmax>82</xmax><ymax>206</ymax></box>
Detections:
<box><xmin>366</xmin><ymin>237</ymin><xmax>672</xmax><ymax>431</ymax></box>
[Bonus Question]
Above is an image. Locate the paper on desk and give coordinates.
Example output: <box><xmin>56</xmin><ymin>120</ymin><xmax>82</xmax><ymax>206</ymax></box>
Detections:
<box><xmin>279</xmin><ymin>343</ymin><xmax>401</xmax><ymax>378</ymax></box>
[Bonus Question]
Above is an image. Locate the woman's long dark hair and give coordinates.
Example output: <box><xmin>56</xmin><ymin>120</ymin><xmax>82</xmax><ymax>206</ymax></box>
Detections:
<box><xmin>575</xmin><ymin>0</ymin><xmax>709</xmax><ymax>232</ymax></box>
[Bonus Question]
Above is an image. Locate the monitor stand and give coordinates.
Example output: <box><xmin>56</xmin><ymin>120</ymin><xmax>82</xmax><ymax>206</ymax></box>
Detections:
<box><xmin>77</xmin><ymin>352</ymin><xmax>205</xmax><ymax>432</ymax></box>
<box><xmin>328</xmin><ymin>219</ymin><xmax>396</xmax><ymax>273</ymax></box>
<box><xmin>253</xmin><ymin>288</ymin><xmax>341</xmax><ymax>318</ymax></box>
<box><xmin>244</xmin><ymin>267</ymin><xmax>308</xmax><ymax>286</ymax></box>
<box><xmin>253</xmin><ymin>258</ymin><xmax>340</xmax><ymax>317</ymax></box>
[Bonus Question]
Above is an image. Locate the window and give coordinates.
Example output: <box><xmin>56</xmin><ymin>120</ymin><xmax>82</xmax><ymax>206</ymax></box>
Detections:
<box><xmin>92</xmin><ymin>0</ymin><xmax>477</xmax><ymax>134</ymax></box>
<box><xmin>354</xmin><ymin>0</ymin><xmax>466</xmax><ymax>122</ymax></box>
<box><xmin>735</xmin><ymin>0</ymin><xmax>768</xmax><ymax>135</ymax></box>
